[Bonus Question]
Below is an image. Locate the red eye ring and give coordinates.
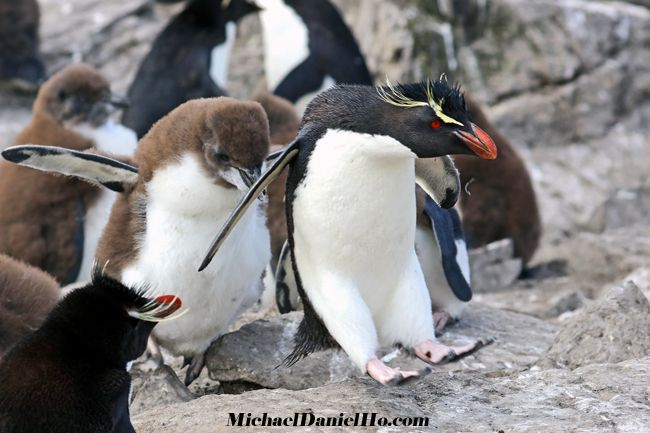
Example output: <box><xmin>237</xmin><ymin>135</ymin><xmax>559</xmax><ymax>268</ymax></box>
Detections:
<box><xmin>431</xmin><ymin>120</ymin><xmax>442</xmax><ymax>129</ymax></box>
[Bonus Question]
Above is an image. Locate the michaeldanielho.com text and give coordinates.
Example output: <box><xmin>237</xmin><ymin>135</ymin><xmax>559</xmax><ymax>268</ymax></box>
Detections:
<box><xmin>227</xmin><ymin>412</ymin><xmax>429</xmax><ymax>428</ymax></box>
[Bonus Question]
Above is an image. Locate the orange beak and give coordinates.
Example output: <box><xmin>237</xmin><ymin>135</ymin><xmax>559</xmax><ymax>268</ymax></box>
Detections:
<box><xmin>153</xmin><ymin>295</ymin><xmax>183</xmax><ymax>318</ymax></box>
<box><xmin>454</xmin><ymin>123</ymin><xmax>497</xmax><ymax>159</ymax></box>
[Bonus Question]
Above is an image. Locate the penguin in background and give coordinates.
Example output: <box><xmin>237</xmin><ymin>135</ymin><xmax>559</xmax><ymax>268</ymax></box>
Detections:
<box><xmin>0</xmin><ymin>64</ymin><xmax>136</xmax><ymax>285</ymax></box>
<box><xmin>255</xmin><ymin>0</ymin><xmax>372</xmax><ymax>111</ymax></box>
<box><xmin>0</xmin><ymin>254</ymin><xmax>61</xmax><ymax>358</ymax></box>
<box><xmin>0</xmin><ymin>271</ymin><xmax>183</xmax><ymax>433</ymax></box>
<box><xmin>122</xmin><ymin>0</ymin><xmax>260</xmax><ymax>138</ymax></box>
<box><xmin>201</xmin><ymin>80</ymin><xmax>497</xmax><ymax>385</ymax></box>
<box><xmin>0</xmin><ymin>0</ymin><xmax>46</xmax><ymax>91</ymax></box>
<box><xmin>3</xmin><ymin>97</ymin><xmax>272</xmax><ymax>386</ymax></box>
<box><xmin>415</xmin><ymin>188</ymin><xmax>471</xmax><ymax>331</ymax></box>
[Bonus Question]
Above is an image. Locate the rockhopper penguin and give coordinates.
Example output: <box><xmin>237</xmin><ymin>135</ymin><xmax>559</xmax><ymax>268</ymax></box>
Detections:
<box><xmin>122</xmin><ymin>0</ymin><xmax>260</xmax><ymax>138</ymax></box>
<box><xmin>0</xmin><ymin>270</ymin><xmax>183</xmax><ymax>433</ymax></box>
<box><xmin>201</xmin><ymin>80</ymin><xmax>497</xmax><ymax>384</ymax></box>
<box><xmin>2</xmin><ymin>97</ymin><xmax>272</xmax><ymax>385</ymax></box>
<box><xmin>0</xmin><ymin>64</ymin><xmax>136</xmax><ymax>285</ymax></box>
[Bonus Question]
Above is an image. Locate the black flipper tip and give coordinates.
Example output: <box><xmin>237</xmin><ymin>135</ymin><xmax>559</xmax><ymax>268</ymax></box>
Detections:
<box><xmin>1</xmin><ymin>147</ymin><xmax>30</xmax><ymax>163</ymax></box>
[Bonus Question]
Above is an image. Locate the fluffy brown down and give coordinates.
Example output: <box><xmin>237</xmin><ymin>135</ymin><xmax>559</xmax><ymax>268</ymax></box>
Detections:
<box><xmin>253</xmin><ymin>94</ymin><xmax>300</xmax><ymax>268</ymax></box>
<box><xmin>96</xmin><ymin>97</ymin><xmax>270</xmax><ymax>277</ymax></box>
<box><xmin>455</xmin><ymin>94</ymin><xmax>541</xmax><ymax>265</ymax></box>
<box><xmin>0</xmin><ymin>65</ymin><xmax>111</xmax><ymax>284</ymax></box>
<box><xmin>0</xmin><ymin>254</ymin><xmax>60</xmax><ymax>358</ymax></box>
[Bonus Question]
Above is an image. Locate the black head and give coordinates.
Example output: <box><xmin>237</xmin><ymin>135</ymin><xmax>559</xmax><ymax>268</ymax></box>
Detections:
<box><xmin>223</xmin><ymin>0</ymin><xmax>261</xmax><ymax>22</ymax></box>
<box><xmin>34</xmin><ymin>64</ymin><xmax>128</xmax><ymax>127</ymax></box>
<box><xmin>45</xmin><ymin>271</ymin><xmax>182</xmax><ymax>368</ymax></box>
<box><xmin>303</xmin><ymin>79</ymin><xmax>497</xmax><ymax>159</ymax></box>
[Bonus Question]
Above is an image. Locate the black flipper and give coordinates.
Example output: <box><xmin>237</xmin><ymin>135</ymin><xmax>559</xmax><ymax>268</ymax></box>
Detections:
<box><xmin>1</xmin><ymin>145</ymin><xmax>138</xmax><ymax>193</ymax></box>
<box><xmin>199</xmin><ymin>139</ymin><xmax>300</xmax><ymax>271</ymax></box>
<box><xmin>275</xmin><ymin>240</ymin><xmax>294</xmax><ymax>314</ymax></box>
<box><xmin>423</xmin><ymin>196</ymin><xmax>472</xmax><ymax>302</ymax></box>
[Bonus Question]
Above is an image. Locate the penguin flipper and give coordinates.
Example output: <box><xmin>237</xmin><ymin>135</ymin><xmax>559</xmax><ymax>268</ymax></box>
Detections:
<box><xmin>275</xmin><ymin>240</ymin><xmax>294</xmax><ymax>314</ymax></box>
<box><xmin>415</xmin><ymin>156</ymin><xmax>460</xmax><ymax>209</ymax></box>
<box><xmin>424</xmin><ymin>196</ymin><xmax>472</xmax><ymax>302</ymax></box>
<box><xmin>1</xmin><ymin>145</ymin><xmax>138</xmax><ymax>193</ymax></box>
<box><xmin>199</xmin><ymin>140</ymin><xmax>300</xmax><ymax>271</ymax></box>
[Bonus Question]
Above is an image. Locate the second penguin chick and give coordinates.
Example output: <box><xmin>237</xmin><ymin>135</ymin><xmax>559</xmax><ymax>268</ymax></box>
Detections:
<box><xmin>0</xmin><ymin>254</ymin><xmax>60</xmax><ymax>358</ymax></box>
<box><xmin>0</xmin><ymin>271</ymin><xmax>182</xmax><ymax>433</ymax></box>
<box><xmin>0</xmin><ymin>64</ymin><xmax>136</xmax><ymax>285</ymax></box>
<box><xmin>3</xmin><ymin>97</ymin><xmax>272</xmax><ymax>385</ymax></box>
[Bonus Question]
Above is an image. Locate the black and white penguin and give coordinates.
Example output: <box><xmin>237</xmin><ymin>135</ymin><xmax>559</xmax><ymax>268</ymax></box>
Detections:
<box><xmin>415</xmin><ymin>188</ymin><xmax>471</xmax><ymax>331</ymax></box>
<box><xmin>256</xmin><ymin>0</ymin><xmax>372</xmax><ymax>110</ymax></box>
<box><xmin>0</xmin><ymin>271</ymin><xmax>183</xmax><ymax>433</ymax></box>
<box><xmin>201</xmin><ymin>80</ymin><xmax>497</xmax><ymax>384</ymax></box>
<box><xmin>122</xmin><ymin>0</ymin><xmax>260</xmax><ymax>137</ymax></box>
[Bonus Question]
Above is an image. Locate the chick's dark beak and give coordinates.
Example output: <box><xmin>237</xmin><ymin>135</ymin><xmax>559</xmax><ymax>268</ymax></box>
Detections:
<box><xmin>454</xmin><ymin>123</ymin><xmax>497</xmax><ymax>159</ymax></box>
<box><xmin>107</xmin><ymin>93</ymin><xmax>130</xmax><ymax>109</ymax></box>
<box><xmin>237</xmin><ymin>165</ymin><xmax>262</xmax><ymax>189</ymax></box>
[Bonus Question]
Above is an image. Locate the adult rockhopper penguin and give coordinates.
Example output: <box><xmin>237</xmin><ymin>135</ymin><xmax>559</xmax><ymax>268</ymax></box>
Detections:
<box><xmin>201</xmin><ymin>80</ymin><xmax>497</xmax><ymax>385</ymax></box>
<box><xmin>0</xmin><ymin>271</ymin><xmax>183</xmax><ymax>433</ymax></box>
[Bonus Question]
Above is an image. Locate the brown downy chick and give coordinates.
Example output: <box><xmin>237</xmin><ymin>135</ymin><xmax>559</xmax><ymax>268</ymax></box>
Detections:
<box><xmin>454</xmin><ymin>95</ymin><xmax>541</xmax><ymax>265</ymax></box>
<box><xmin>0</xmin><ymin>64</ymin><xmax>136</xmax><ymax>284</ymax></box>
<box><xmin>0</xmin><ymin>254</ymin><xmax>60</xmax><ymax>358</ymax></box>
<box><xmin>3</xmin><ymin>97</ymin><xmax>272</xmax><ymax>386</ymax></box>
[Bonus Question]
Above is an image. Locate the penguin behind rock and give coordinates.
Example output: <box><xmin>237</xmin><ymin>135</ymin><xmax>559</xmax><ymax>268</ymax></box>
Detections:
<box><xmin>122</xmin><ymin>0</ymin><xmax>260</xmax><ymax>138</ymax></box>
<box><xmin>0</xmin><ymin>0</ymin><xmax>45</xmax><ymax>91</ymax></box>
<box><xmin>3</xmin><ymin>97</ymin><xmax>272</xmax><ymax>386</ymax></box>
<box><xmin>202</xmin><ymin>80</ymin><xmax>497</xmax><ymax>385</ymax></box>
<box><xmin>256</xmin><ymin>0</ymin><xmax>372</xmax><ymax>110</ymax></box>
<box><xmin>0</xmin><ymin>254</ymin><xmax>61</xmax><ymax>358</ymax></box>
<box><xmin>0</xmin><ymin>271</ymin><xmax>183</xmax><ymax>433</ymax></box>
<box><xmin>0</xmin><ymin>64</ymin><xmax>136</xmax><ymax>285</ymax></box>
<box><xmin>454</xmin><ymin>94</ymin><xmax>542</xmax><ymax>265</ymax></box>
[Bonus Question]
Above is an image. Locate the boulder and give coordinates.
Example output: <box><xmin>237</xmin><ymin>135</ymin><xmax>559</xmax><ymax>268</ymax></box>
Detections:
<box><xmin>129</xmin><ymin>365</ymin><xmax>195</xmax><ymax>415</ymax></box>
<box><xmin>540</xmin><ymin>281</ymin><xmax>650</xmax><ymax>369</ymax></box>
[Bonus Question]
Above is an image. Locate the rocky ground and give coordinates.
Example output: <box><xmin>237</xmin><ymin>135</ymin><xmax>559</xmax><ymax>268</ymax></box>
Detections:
<box><xmin>1</xmin><ymin>0</ymin><xmax>649</xmax><ymax>431</ymax></box>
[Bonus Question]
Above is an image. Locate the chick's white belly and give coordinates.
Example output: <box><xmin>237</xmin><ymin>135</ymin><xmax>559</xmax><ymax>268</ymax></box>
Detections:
<box><xmin>121</xmin><ymin>208</ymin><xmax>270</xmax><ymax>357</ymax></box>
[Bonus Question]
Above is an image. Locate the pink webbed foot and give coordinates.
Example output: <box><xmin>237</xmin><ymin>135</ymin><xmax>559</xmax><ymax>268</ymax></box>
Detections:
<box><xmin>433</xmin><ymin>311</ymin><xmax>453</xmax><ymax>332</ymax></box>
<box><xmin>413</xmin><ymin>338</ymin><xmax>493</xmax><ymax>365</ymax></box>
<box><xmin>366</xmin><ymin>357</ymin><xmax>430</xmax><ymax>386</ymax></box>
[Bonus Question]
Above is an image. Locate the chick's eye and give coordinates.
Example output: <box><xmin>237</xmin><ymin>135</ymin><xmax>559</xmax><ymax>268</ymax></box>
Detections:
<box><xmin>216</xmin><ymin>152</ymin><xmax>230</xmax><ymax>164</ymax></box>
<box><xmin>430</xmin><ymin>120</ymin><xmax>442</xmax><ymax>129</ymax></box>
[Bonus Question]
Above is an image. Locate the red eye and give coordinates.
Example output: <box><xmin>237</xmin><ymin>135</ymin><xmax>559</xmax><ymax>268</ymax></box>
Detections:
<box><xmin>431</xmin><ymin>120</ymin><xmax>442</xmax><ymax>129</ymax></box>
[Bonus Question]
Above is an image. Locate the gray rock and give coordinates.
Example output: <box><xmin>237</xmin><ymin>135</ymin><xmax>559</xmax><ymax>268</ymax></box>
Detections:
<box><xmin>134</xmin><ymin>357</ymin><xmax>650</xmax><ymax>433</ymax></box>
<box><xmin>205</xmin><ymin>304</ymin><xmax>557</xmax><ymax>390</ymax></box>
<box><xmin>129</xmin><ymin>365</ymin><xmax>195</xmax><ymax>416</ymax></box>
<box><xmin>541</xmin><ymin>281</ymin><xmax>650</xmax><ymax>369</ymax></box>
<box><xmin>469</xmin><ymin>239</ymin><xmax>523</xmax><ymax>293</ymax></box>
<box><xmin>587</xmin><ymin>187</ymin><xmax>650</xmax><ymax>233</ymax></box>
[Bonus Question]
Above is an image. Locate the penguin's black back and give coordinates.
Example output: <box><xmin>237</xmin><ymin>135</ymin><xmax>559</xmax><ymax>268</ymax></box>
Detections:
<box><xmin>122</xmin><ymin>0</ymin><xmax>228</xmax><ymax>138</ymax></box>
<box><xmin>0</xmin><ymin>273</ymin><xmax>153</xmax><ymax>433</ymax></box>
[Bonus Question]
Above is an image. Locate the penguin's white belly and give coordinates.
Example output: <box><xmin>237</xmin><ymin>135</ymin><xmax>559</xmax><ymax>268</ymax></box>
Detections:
<box><xmin>77</xmin><ymin>189</ymin><xmax>116</xmax><ymax>282</ymax></box>
<box><xmin>121</xmin><ymin>155</ymin><xmax>270</xmax><ymax>357</ymax></box>
<box><xmin>415</xmin><ymin>226</ymin><xmax>466</xmax><ymax>318</ymax></box>
<box><xmin>292</xmin><ymin>129</ymin><xmax>417</xmax><ymax>307</ymax></box>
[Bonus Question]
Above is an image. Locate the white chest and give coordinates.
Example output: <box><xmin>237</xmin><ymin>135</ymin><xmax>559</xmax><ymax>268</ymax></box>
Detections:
<box><xmin>258</xmin><ymin>0</ymin><xmax>309</xmax><ymax>91</ymax></box>
<box><xmin>210</xmin><ymin>21</ymin><xmax>236</xmax><ymax>89</ymax></box>
<box><xmin>72</xmin><ymin>120</ymin><xmax>138</xmax><ymax>157</ymax></box>
<box><xmin>120</xmin><ymin>155</ymin><xmax>271</xmax><ymax>356</ymax></box>
<box><xmin>292</xmin><ymin>129</ymin><xmax>416</xmax><ymax>288</ymax></box>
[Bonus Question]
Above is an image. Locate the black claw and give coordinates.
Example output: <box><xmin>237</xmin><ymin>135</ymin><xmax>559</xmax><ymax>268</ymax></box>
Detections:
<box><xmin>435</xmin><ymin>337</ymin><xmax>495</xmax><ymax>366</ymax></box>
<box><xmin>383</xmin><ymin>367</ymin><xmax>431</xmax><ymax>386</ymax></box>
